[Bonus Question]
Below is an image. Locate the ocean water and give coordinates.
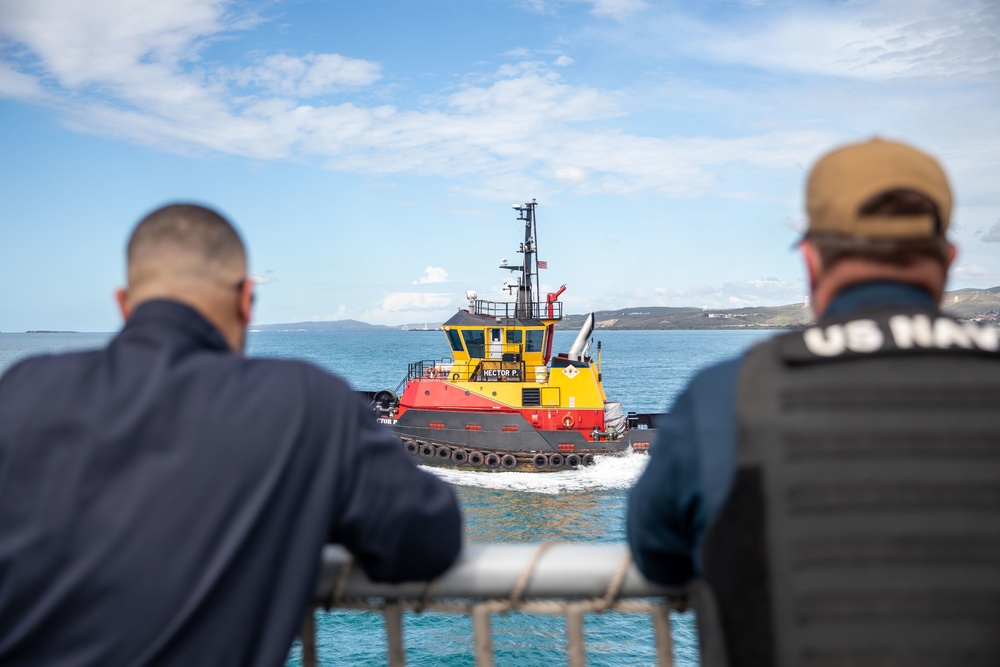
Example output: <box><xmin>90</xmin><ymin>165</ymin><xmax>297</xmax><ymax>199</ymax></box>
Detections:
<box><xmin>0</xmin><ymin>327</ymin><xmax>777</xmax><ymax>666</ymax></box>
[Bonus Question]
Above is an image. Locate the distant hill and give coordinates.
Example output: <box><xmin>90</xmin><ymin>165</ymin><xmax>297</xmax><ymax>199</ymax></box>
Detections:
<box><xmin>557</xmin><ymin>303</ymin><xmax>812</xmax><ymax>331</ymax></box>
<box><xmin>249</xmin><ymin>287</ymin><xmax>1000</xmax><ymax>333</ymax></box>
<box><xmin>249</xmin><ymin>319</ymin><xmax>393</xmax><ymax>333</ymax></box>
<box><xmin>557</xmin><ymin>286</ymin><xmax>1000</xmax><ymax>331</ymax></box>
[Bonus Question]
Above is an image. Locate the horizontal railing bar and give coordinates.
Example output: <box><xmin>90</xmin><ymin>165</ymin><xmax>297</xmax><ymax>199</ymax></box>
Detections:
<box><xmin>314</xmin><ymin>543</ymin><xmax>684</xmax><ymax>603</ymax></box>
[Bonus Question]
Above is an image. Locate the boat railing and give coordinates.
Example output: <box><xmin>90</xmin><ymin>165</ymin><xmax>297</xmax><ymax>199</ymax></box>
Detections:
<box><xmin>473</xmin><ymin>299</ymin><xmax>564</xmax><ymax>320</ymax></box>
<box><xmin>407</xmin><ymin>359</ymin><xmax>456</xmax><ymax>381</ymax></box>
<box><xmin>300</xmin><ymin>543</ymin><xmax>688</xmax><ymax>667</ymax></box>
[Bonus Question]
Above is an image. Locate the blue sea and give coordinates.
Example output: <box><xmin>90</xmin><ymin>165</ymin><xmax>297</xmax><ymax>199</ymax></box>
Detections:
<box><xmin>0</xmin><ymin>327</ymin><xmax>777</xmax><ymax>666</ymax></box>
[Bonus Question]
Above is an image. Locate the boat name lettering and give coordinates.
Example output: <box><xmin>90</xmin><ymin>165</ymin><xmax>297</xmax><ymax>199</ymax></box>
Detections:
<box><xmin>482</xmin><ymin>368</ymin><xmax>521</xmax><ymax>379</ymax></box>
<box><xmin>376</xmin><ymin>417</ymin><xmax>398</xmax><ymax>425</ymax></box>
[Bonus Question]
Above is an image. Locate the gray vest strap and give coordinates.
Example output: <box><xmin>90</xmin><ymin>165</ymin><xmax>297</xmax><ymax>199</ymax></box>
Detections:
<box><xmin>701</xmin><ymin>308</ymin><xmax>1000</xmax><ymax>667</ymax></box>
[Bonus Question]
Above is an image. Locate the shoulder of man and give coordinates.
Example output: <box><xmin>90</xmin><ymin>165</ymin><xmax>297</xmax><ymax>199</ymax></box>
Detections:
<box><xmin>228</xmin><ymin>355</ymin><xmax>369</xmax><ymax>420</ymax></box>
<box><xmin>0</xmin><ymin>349</ymin><xmax>102</xmax><ymax>395</ymax></box>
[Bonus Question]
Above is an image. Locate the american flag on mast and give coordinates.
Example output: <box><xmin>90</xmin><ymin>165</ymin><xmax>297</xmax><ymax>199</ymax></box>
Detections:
<box><xmin>537</xmin><ymin>260</ymin><xmax>548</xmax><ymax>269</ymax></box>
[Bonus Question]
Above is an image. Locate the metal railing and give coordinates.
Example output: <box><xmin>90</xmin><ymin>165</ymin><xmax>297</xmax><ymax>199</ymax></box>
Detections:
<box><xmin>302</xmin><ymin>543</ymin><xmax>688</xmax><ymax>667</ymax></box>
<box><xmin>473</xmin><ymin>300</ymin><xmax>564</xmax><ymax>320</ymax></box>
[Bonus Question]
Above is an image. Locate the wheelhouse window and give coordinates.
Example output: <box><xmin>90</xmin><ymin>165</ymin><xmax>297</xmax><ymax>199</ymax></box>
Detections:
<box><xmin>446</xmin><ymin>329</ymin><xmax>464</xmax><ymax>352</ymax></box>
<box><xmin>462</xmin><ymin>329</ymin><xmax>486</xmax><ymax>358</ymax></box>
<box><xmin>506</xmin><ymin>330</ymin><xmax>523</xmax><ymax>345</ymax></box>
<box><xmin>526</xmin><ymin>329</ymin><xmax>544</xmax><ymax>353</ymax></box>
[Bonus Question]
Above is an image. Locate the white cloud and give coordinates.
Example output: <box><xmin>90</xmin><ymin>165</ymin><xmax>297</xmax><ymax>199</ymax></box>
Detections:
<box><xmin>553</xmin><ymin>55</ymin><xmax>574</xmax><ymax>67</ymax></box>
<box><xmin>0</xmin><ymin>61</ymin><xmax>47</xmax><ymax>99</ymax></box>
<box><xmin>667</xmin><ymin>0</ymin><xmax>1000</xmax><ymax>81</ymax></box>
<box><xmin>0</xmin><ymin>0</ymin><xmax>995</xmax><ymax>205</ymax></box>
<box><xmin>982</xmin><ymin>222</ymin><xmax>1000</xmax><ymax>243</ymax></box>
<box><xmin>361</xmin><ymin>292</ymin><xmax>455</xmax><ymax>325</ymax></box>
<box><xmin>652</xmin><ymin>277</ymin><xmax>805</xmax><ymax>308</ymax></box>
<box><xmin>950</xmin><ymin>264</ymin><xmax>1000</xmax><ymax>286</ymax></box>
<box><xmin>553</xmin><ymin>165</ymin><xmax>587</xmax><ymax>184</ymax></box>
<box><xmin>589</xmin><ymin>0</ymin><xmax>649</xmax><ymax>21</ymax></box>
<box><xmin>233</xmin><ymin>53</ymin><xmax>381</xmax><ymax>97</ymax></box>
<box><xmin>412</xmin><ymin>266</ymin><xmax>449</xmax><ymax>284</ymax></box>
<box><xmin>0</xmin><ymin>0</ymin><xmax>225</xmax><ymax>87</ymax></box>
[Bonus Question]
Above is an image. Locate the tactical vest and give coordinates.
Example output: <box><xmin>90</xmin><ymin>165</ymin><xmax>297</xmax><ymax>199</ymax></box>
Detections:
<box><xmin>698</xmin><ymin>307</ymin><xmax>1000</xmax><ymax>667</ymax></box>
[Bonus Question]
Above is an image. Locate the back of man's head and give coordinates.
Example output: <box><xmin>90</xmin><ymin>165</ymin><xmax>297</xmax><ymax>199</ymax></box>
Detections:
<box><xmin>802</xmin><ymin>138</ymin><xmax>956</xmax><ymax>314</ymax></box>
<box><xmin>118</xmin><ymin>204</ymin><xmax>251</xmax><ymax>350</ymax></box>
<box><xmin>127</xmin><ymin>204</ymin><xmax>247</xmax><ymax>292</ymax></box>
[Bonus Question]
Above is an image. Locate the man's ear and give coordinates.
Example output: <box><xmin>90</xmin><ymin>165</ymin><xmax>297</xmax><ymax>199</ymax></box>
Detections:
<box><xmin>115</xmin><ymin>288</ymin><xmax>131</xmax><ymax>321</ymax></box>
<box><xmin>238</xmin><ymin>279</ymin><xmax>254</xmax><ymax>325</ymax></box>
<box><xmin>800</xmin><ymin>240</ymin><xmax>823</xmax><ymax>291</ymax></box>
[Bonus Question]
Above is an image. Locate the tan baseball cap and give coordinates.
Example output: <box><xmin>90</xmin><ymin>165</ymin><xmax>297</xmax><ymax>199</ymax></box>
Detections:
<box><xmin>806</xmin><ymin>138</ymin><xmax>952</xmax><ymax>239</ymax></box>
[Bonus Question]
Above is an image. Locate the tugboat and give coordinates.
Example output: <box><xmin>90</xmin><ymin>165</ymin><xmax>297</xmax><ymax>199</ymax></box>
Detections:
<box><xmin>369</xmin><ymin>200</ymin><xmax>657</xmax><ymax>471</ymax></box>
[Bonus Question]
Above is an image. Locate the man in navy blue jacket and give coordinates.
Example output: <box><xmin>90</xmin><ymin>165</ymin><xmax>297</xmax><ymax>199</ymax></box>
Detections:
<box><xmin>628</xmin><ymin>139</ymin><xmax>1000</xmax><ymax>665</ymax></box>
<box><xmin>0</xmin><ymin>204</ymin><xmax>462</xmax><ymax>666</ymax></box>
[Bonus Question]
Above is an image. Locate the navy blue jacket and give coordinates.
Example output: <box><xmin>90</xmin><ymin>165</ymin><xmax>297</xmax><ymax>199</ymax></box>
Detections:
<box><xmin>0</xmin><ymin>300</ymin><xmax>462</xmax><ymax>666</ymax></box>
<box><xmin>627</xmin><ymin>282</ymin><xmax>939</xmax><ymax>586</ymax></box>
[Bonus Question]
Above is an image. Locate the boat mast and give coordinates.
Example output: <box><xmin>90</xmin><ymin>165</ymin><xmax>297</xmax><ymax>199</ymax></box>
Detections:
<box><xmin>508</xmin><ymin>199</ymin><xmax>538</xmax><ymax>319</ymax></box>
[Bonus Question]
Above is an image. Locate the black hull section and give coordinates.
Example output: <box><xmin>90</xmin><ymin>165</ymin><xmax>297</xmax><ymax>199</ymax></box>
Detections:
<box><xmin>383</xmin><ymin>408</ymin><xmax>656</xmax><ymax>473</ymax></box>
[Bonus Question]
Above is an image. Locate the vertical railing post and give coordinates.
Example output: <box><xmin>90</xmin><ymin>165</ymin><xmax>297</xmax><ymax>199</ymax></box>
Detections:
<box><xmin>651</xmin><ymin>605</ymin><xmax>675</xmax><ymax>667</ymax></box>
<box><xmin>385</xmin><ymin>601</ymin><xmax>406</xmax><ymax>667</ymax></box>
<box><xmin>299</xmin><ymin>610</ymin><xmax>318</xmax><ymax>667</ymax></box>
<box><xmin>472</xmin><ymin>604</ymin><xmax>495</xmax><ymax>667</ymax></box>
<box><xmin>565</xmin><ymin>602</ymin><xmax>587</xmax><ymax>667</ymax></box>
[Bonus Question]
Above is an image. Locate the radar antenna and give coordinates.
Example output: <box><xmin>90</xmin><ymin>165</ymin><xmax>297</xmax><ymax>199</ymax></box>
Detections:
<box><xmin>502</xmin><ymin>200</ymin><xmax>539</xmax><ymax>319</ymax></box>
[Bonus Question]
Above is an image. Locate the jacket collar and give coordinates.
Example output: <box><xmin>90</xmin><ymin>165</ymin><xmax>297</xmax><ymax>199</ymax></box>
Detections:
<box><xmin>120</xmin><ymin>299</ymin><xmax>232</xmax><ymax>353</ymax></box>
<box><xmin>822</xmin><ymin>281</ymin><xmax>938</xmax><ymax>321</ymax></box>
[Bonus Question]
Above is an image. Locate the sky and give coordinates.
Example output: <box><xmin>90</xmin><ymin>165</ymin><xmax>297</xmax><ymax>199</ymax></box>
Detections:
<box><xmin>1</xmin><ymin>0</ymin><xmax>998</xmax><ymax>332</ymax></box>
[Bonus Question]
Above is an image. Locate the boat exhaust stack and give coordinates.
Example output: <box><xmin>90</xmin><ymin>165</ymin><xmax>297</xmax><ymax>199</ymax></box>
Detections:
<box><xmin>568</xmin><ymin>313</ymin><xmax>594</xmax><ymax>360</ymax></box>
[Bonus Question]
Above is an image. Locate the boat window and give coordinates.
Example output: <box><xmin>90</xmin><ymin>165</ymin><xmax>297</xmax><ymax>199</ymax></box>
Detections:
<box><xmin>462</xmin><ymin>329</ymin><xmax>486</xmax><ymax>358</ymax></box>
<box><xmin>506</xmin><ymin>330</ymin><xmax>522</xmax><ymax>345</ymax></box>
<box><xmin>447</xmin><ymin>329</ymin><xmax>464</xmax><ymax>352</ymax></box>
<box><xmin>526</xmin><ymin>329</ymin><xmax>544</xmax><ymax>353</ymax></box>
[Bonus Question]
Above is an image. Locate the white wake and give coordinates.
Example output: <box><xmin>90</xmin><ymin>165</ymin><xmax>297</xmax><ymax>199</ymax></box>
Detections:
<box><xmin>423</xmin><ymin>450</ymin><xmax>650</xmax><ymax>494</ymax></box>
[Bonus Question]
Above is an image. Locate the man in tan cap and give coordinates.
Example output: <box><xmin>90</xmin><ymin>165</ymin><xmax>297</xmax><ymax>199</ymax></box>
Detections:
<box><xmin>629</xmin><ymin>138</ymin><xmax>1000</xmax><ymax>666</ymax></box>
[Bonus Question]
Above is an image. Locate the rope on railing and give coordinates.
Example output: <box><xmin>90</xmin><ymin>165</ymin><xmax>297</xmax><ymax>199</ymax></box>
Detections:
<box><xmin>300</xmin><ymin>543</ymin><xmax>687</xmax><ymax>667</ymax></box>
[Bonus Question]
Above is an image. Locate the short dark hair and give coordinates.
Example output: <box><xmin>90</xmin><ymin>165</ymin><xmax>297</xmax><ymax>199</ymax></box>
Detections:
<box><xmin>808</xmin><ymin>189</ymin><xmax>951</xmax><ymax>268</ymax></box>
<box><xmin>127</xmin><ymin>204</ymin><xmax>246</xmax><ymax>286</ymax></box>
<box><xmin>129</xmin><ymin>204</ymin><xmax>245</xmax><ymax>265</ymax></box>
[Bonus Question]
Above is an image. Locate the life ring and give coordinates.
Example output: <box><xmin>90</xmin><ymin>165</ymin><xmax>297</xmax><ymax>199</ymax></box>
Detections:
<box><xmin>425</xmin><ymin>367</ymin><xmax>437</xmax><ymax>378</ymax></box>
<box><xmin>562</xmin><ymin>415</ymin><xmax>574</xmax><ymax>429</ymax></box>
